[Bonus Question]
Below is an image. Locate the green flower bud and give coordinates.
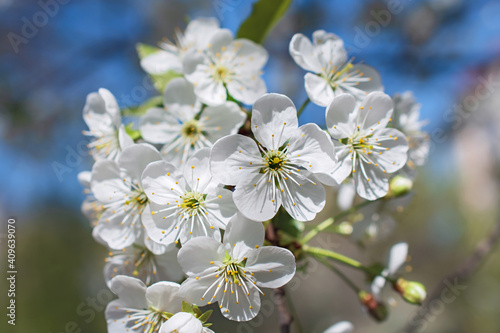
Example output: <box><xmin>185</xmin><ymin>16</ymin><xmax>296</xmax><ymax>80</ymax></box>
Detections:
<box><xmin>388</xmin><ymin>175</ymin><xmax>413</xmax><ymax>197</ymax></box>
<box><xmin>394</xmin><ymin>278</ymin><xmax>427</xmax><ymax>305</ymax></box>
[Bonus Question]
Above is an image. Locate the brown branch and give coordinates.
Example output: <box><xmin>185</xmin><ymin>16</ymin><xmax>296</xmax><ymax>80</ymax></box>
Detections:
<box><xmin>274</xmin><ymin>286</ymin><xmax>293</xmax><ymax>333</ymax></box>
<box><xmin>402</xmin><ymin>220</ymin><xmax>500</xmax><ymax>333</ymax></box>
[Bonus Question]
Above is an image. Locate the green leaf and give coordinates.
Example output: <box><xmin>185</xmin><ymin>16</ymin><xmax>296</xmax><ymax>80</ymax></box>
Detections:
<box><xmin>124</xmin><ymin>123</ymin><xmax>142</xmax><ymax>141</ymax></box>
<box><xmin>136</xmin><ymin>43</ymin><xmax>183</xmax><ymax>92</ymax></box>
<box><xmin>198</xmin><ymin>310</ymin><xmax>213</xmax><ymax>323</ymax></box>
<box><xmin>136</xmin><ymin>43</ymin><xmax>161</xmax><ymax>59</ymax></box>
<box><xmin>181</xmin><ymin>301</ymin><xmax>194</xmax><ymax>314</ymax></box>
<box><xmin>121</xmin><ymin>95</ymin><xmax>163</xmax><ymax>117</ymax></box>
<box><xmin>236</xmin><ymin>0</ymin><xmax>293</xmax><ymax>44</ymax></box>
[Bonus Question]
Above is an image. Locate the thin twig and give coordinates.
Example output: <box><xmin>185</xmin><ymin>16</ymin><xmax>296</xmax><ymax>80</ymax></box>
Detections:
<box><xmin>275</xmin><ymin>287</ymin><xmax>293</xmax><ymax>333</ymax></box>
<box><xmin>402</xmin><ymin>220</ymin><xmax>500</xmax><ymax>333</ymax></box>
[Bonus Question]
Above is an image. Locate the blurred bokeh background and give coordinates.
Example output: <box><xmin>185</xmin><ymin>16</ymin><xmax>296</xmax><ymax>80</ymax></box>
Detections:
<box><xmin>1</xmin><ymin>0</ymin><xmax>500</xmax><ymax>332</ymax></box>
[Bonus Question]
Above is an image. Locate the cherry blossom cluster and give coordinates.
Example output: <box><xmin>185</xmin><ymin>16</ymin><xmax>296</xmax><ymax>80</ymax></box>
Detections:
<box><xmin>79</xmin><ymin>17</ymin><xmax>430</xmax><ymax>332</ymax></box>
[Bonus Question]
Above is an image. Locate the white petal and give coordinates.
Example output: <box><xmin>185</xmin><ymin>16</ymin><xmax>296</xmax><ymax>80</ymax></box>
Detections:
<box><xmin>354</xmin><ymin>161</ymin><xmax>389</xmax><ymax>200</ymax></box>
<box><xmin>83</xmin><ymin>89</ymin><xmax>119</xmax><ymax>132</ymax></box>
<box><xmin>351</xmin><ymin>64</ymin><xmax>383</xmax><ymax>95</ymax></box>
<box><xmin>142</xmin><ymin>160</ymin><xmax>184</xmax><ymax>205</ymax></box>
<box><xmin>287</xmin><ymin>123</ymin><xmax>337</xmax><ymax>174</ymax></box>
<box><xmin>231</xmin><ymin>38</ymin><xmax>268</xmax><ymax>72</ymax></box>
<box><xmin>163</xmin><ymin>77</ymin><xmax>201</xmax><ymax>120</ymax></box>
<box><xmin>210</xmin><ymin>134</ymin><xmax>261</xmax><ymax>186</ymax></box>
<box><xmin>183</xmin><ymin>147</ymin><xmax>212</xmax><ymax>191</ymax></box>
<box><xmin>226</xmin><ymin>75</ymin><xmax>267</xmax><ymax>105</ymax></box>
<box><xmin>325</xmin><ymin>93</ymin><xmax>358</xmax><ymax>139</ymax></box>
<box><xmin>289</xmin><ymin>33</ymin><xmax>322</xmax><ymax>73</ymax></box>
<box><xmin>371</xmin><ymin>128</ymin><xmax>409</xmax><ymax>173</ymax></box>
<box><xmin>90</xmin><ymin>160</ymin><xmax>128</xmax><ymax>203</ymax></box>
<box><xmin>177</xmin><ymin>237</ymin><xmax>225</xmax><ymax>275</ymax></box>
<box><xmin>207</xmin><ymin>29</ymin><xmax>234</xmax><ymax>54</ymax></box>
<box><xmin>203</xmin><ymin>186</ymin><xmax>237</xmax><ymax>230</ymax></box>
<box><xmin>117</xmin><ymin>125</ymin><xmax>134</xmax><ymax>149</ymax></box>
<box><xmin>78</xmin><ymin>171</ymin><xmax>91</xmax><ymax>188</ymax></box>
<box><xmin>323</xmin><ymin>321</ymin><xmax>354</xmax><ymax>333</ymax></box>
<box><xmin>358</xmin><ymin>91</ymin><xmax>393</xmax><ymax>133</ymax></box>
<box><xmin>140</xmin><ymin>107</ymin><xmax>181</xmax><ymax>144</ymax></box>
<box><xmin>337</xmin><ymin>179</ymin><xmax>356</xmax><ymax>211</ymax></box>
<box><xmin>371</xmin><ymin>274</ymin><xmax>387</xmax><ymax>297</ymax></box>
<box><xmin>160</xmin><ymin>312</ymin><xmax>203</xmax><ymax>333</ymax></box>
<box><xmin>109</xmin><ymin>275</ymin><xmax>148</xmax><ymax>308</ymax></box>
<box><xmin>155</xmin><ymin>247</ymin><xmax>186</xmax><ymax>282</ymax></box>
<box><xmin>146</xmin><ymin>281</ymin><xmax>183</xmax><ymax>313</ymax></box>
<box><xmin>233</xmin><ymin>172</ymin><xmax>282</xmax><ymax>222</ymax></box>
<box><xmin>118</xmin><ymin>143</ymin><xmax>162</xmax><ymax>185</ymax></box>
<box><xmin>251</xmin><ymin>93</ymin><xmax>298</xmax><ymax>149</ymax></box>
<box><xmin>330</xmin><ymin>146</ymin><xmax>353</xmax><ymax>184</ymax></box>
<box><xmin>281</xmin><ymin>173</ymin><xmax>325</xmax><ymax>222</ymax></box>
<box><xmin>220</xmin><ymin>286</ymin><xmax>261</xmax><ymax>322</ymax></box>
<box><xmin>245</xmin><ymin>246</ymin><xmax>296</xmax><ymax>288</ymax></box>
<box><xmin>224</xmin><ymin>213</ymin><xmax>265</xmax><ymax>259</ymax></box>
<box><xmin>178</xmin><ymin>272</ymin><xmax>217</xmax><ymax>307</ymax></box>
<box><xmin>140</xmin><ymin>50</ymin><xmax>182</xmax><ymax>75</ymax></box>
<box><xmin>94</xmin><ymin>210</ymin><xmax>141</xmax><ymax>249</ymax></box>
<box><xmin>305</xmin><ymin>73</ymin><xmax>334</xmax><ymax>107</ymax></box>
<box><xmin>200</xmin><ymin>101</ymin><xmax>246</xmax><ymax>143</ymax></box>
<box><xmin>185</xmin><ymin>17</ymin><xmax>221</xmax><ymax>50</ymax></box>
<box><xmin>388</xmin><ymin>242</ymin><xmax>408</xmax><ymax>275</ymax></box>
<box><xmin>142</xmin><ymin>203</ymin><xmax>179</xmax><ymax>246</ymax></box>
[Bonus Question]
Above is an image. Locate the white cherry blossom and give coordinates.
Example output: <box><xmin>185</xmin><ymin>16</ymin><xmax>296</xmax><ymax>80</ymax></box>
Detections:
<box><xmin>289</xmin><ymin>30</ymin><xmax>382</xmax><ymax>107</ymax></box>
<box><xmin>91</xmin><ymin>143</ymin><xmax>162</xmax><ymax>249</ymax></box>
<box><xmin>140</xmin><ymin>17</ymin><xmax>222</xmax><ymax>76</ymax></box>
<box><xmin>83</xmin><ymin>88</ymin><xmax>133</xmax><ymax>161</ymax></box>
<box><xmin>392</xmin><ymin>91</ymin><xmax>430</xmax><ymax>168</ymax></box>
<box><xmin>160</xmin><ymin>312</ymin><xmax>214</xmax><ymax>333</ymax></box>
<box><xmin>325</xmin><ymin>92</ymin><xmax>409</xmax><ymax>200</ymax></box>
<box><xmin>140</xmin><ymin>77</ymin><xmax>246</xmax><ymax>165</ymax></box>
<box><xmin>371</xmin><ymin>242</ymin><xmax>408</xmax><ymax>298</ymax></box>
<box><xmin>141</xmin><ymin>148</ymin><xmax>237</xmax><ymax>245</ymax></box>
<box><xmin>105</xmin><ymin>276</ymin><xmax>184</xmax><ymax>333</ymax></box>
<box><xmin>323</xmin><ymin>321</ymin><xmax>354</xmax><ymax>333</ymax></box>
<box><xmin>182</xmin><ymin>29</ymin><xmax>268</xmax><ymax>106</ymax></box>
<box><xmin>177</xmin><ymin>214</ymin><xmax>296</xmax><ymax>321</ymax></box>
<box><xmin>210</xmin><ymin>93</ymin><xmax>337</xmax><ymax>222</ymax></box>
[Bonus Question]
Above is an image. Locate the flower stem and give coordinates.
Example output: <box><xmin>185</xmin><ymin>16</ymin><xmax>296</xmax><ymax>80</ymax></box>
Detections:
<box><xmin>296</xmin><ymin>98</ymin><xmax>310</xmax><ymax>117</ymax></box>
<box><xmin>317</xmin><ymin>258</ymin><xmax>361</xmax><ymax>293</ymax></box>
<box><xmin>300</xmin><ymin>200</ymin><xmax>373</xmax><ymax>244</ymax></box>
<box><xmin>302</xmin><ymin>244</ymin><xmax>368</xmax><ymax>272</ymax></box>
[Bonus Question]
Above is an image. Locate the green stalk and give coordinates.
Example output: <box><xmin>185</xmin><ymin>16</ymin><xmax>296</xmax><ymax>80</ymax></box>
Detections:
<box><xmin>302</xmin><ymin>245</ymin><xmax>367</xmax><ymax>271</ymax></box>
<box><xmin>300</xmin><ymin>200</ymin><xmax>373</xmax><ymax>244</ymax></box>
<box><xmin>296</xmin><ymin>98</ymin><xmax>310</xmax><ymax>117</ymax></box>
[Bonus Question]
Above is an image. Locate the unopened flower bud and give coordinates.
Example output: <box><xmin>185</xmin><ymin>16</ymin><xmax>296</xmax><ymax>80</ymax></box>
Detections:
<box><xmin>394</xmin><ymin>278</ymin><xmax>427</xmax><ymax>305</ymax></box>
<box><xmin>388</xmin><ymin>176</ymin><xmax>413</xmax><ymax>197</ymax></box>
<box><xmin>358</xmin><ymin>291</ymin><xmax>388</xmax><ymax>322</ymax></box>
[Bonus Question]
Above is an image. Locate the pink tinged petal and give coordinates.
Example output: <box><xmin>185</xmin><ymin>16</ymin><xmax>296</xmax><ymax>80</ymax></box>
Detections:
<box><xmin>140</xmin><ymin>107</ymin><xmax>181</xmax><ymax>144</ymax></box>
<box><xmin>288</xmin><ymin>123</ymin><xmax>337</xmax><ymax>175</ymax></box>
<box><xmin>145</xmin><ymin>281</ymin><xmax>183</xmax><ymax>314</ymax></box>
<box><xmin>289</xmin><ymin>33</ymin><xmax>323</xmax><ymax>73</ymax></box>
<box><xmin>220</xmin><ymin>286</ymin><xmax>261</xmax><ymax>322</ymax></box>
<box><xmin>163</xmin><ymin>78</ymin><xmax>201</xmax><ymax>120</ymax></box>
<box><xmin>358</xmin><ymin>91</ymin><xmax>393</xmax><ymax>133</ymax></box>
<box><xmin>251</xmin><ymin>93</ymin><xmax>298</xmax><ymax>149</ymax></box>
<box><xmin>351</xmin><ymin>64</ymin><xmax>383</xmax><ymax>95</ymax></box>
<box><xmin>159</xmin><ymin>312</ymin><xmax>204</xmax><ymax>333</ymax></box>
<box><xmin>117</xmin><ymin>125</ymin><xmax>134</xmax><ymax>149</ymax></box>
<box><xmin>177</xmin><ymin>236</ymin><xmax>225</xmax><ymax>275</ymax></box>
<box><xmin>210</xmin><ymin>134</ymin><xmax>261</xmax><ymax>186</ymax></box>
<box><xmin>140</xmin><ymin>50</ymin><xmax>182</xmax><ymax>75</ymax></box>
<box><xmin>305</xmin><ymin>72</ymin><xmax>334</xmax><ymax>107</ymax></box>
<box><xmin>281</xmin><ymin>174</ymin><xmax>326</xmax><ymax>222</ymax></box>
<box><xmin>388</xmin><ymin>242</ymin><xmax>408</xmax><ymax>275</ymax></box>
<box><xmin>371</xmin><ymin>128</ymin><xmax>409</xmax><ymax>173</ymax></box>
<box><xmin>109</xmin><ymin>275</ymin><xmax>148</xmax><ymax>308</ymax></box>
<box><xmin>183</xmin><ymin>148</ymin><xmax>212</xmax><ymax>192</ymax></box>
<box><xmin>323</xmin><ymin>321</ymin><xmax>354</xmax><ymax>333</ymax></box>
<box><xmin>326</xmin><ymin>93</ymin><xmax>358</xmax><ymax>139</ymax></box>
<box><xmin>354</xmin><ymin>160</ymin><xmax>389</xmax><ymax>200</ymax></box>
<box><xmin>90</xmin><ymin>160</ymin><xmax>129</xmax><ymax>203</ymax></box>
<box><xmin>245</xmin><ymin>247</ymin><xmax>296</xmax><ymax>288</ymax></box>
<box><xmin>226</xmin><ymin>75</ymin><xmax>267</xmax><ymax>105</ymax></box>
<box><xmin>233</xmin><ymin>172</ymin><xmax>282</xmax><ymax>222</ymax></box>
<box><xmin>118</xmin><ymin>143</ymin><xmax>162</xmax><ymax>185</ymax></box>
<box><xmin>142</xmin><ymin>160</ymin><xmax>184</xmax><ymax>205</ymax></box>
<box><xmin>224</xmin><ymin>213</ymin><xmax>265</xmax><ymax>259</ymax></box>
<box><xmin>200</xmin><ymin>101</ymin><xmax>246</xmax><ymax>143</ymax></box>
